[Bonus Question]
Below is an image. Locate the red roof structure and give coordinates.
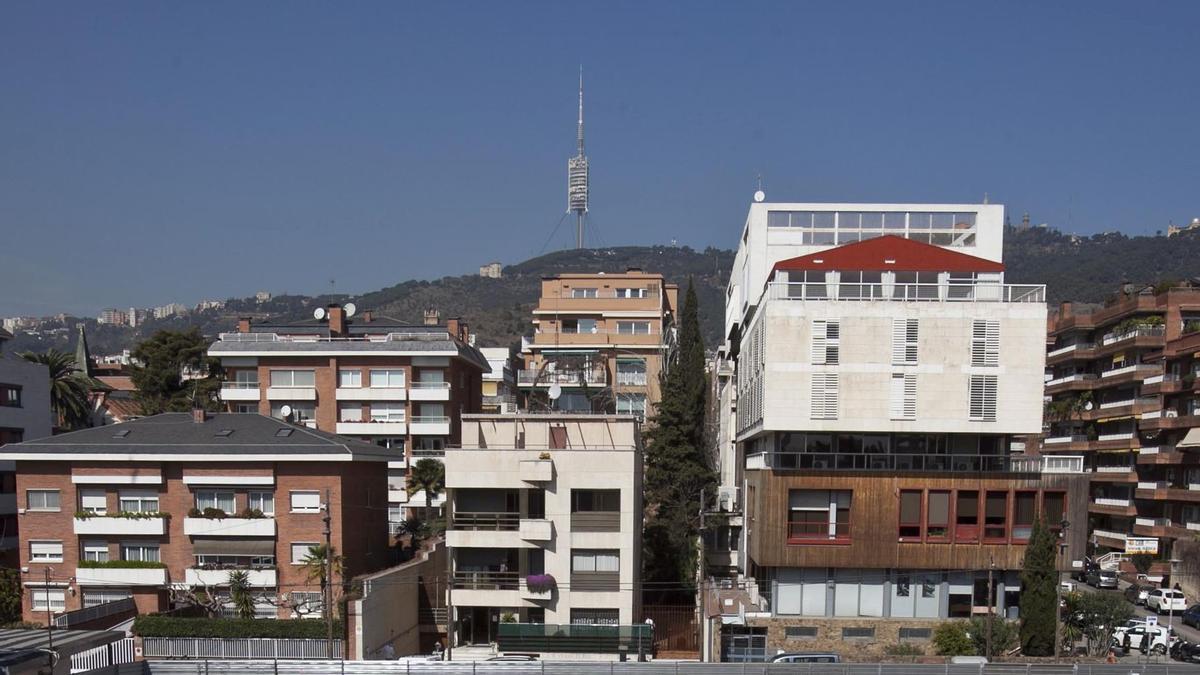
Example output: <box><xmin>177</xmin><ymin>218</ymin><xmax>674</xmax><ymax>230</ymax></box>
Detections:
<box><xmin>772</xmin><ymin>235</ymin><xmax>1004</xmax><ymax>274</ymax></box>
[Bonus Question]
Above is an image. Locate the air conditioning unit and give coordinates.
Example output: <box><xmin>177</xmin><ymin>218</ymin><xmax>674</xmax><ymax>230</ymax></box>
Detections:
<box><xmin>717</xmin><ymin>486</ymin><xmax>739</xmax><ymax>512</ymax></box>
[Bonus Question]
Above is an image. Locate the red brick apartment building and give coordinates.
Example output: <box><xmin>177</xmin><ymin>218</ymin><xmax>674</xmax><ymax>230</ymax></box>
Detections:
<box><xmin>207</xmin><ymin>306</ymin><xmax>489</xmax><ymax>525</ymax></box>
<box><xmin>4</xmin><ymin>411</ymin><xmax>391</xmax><ymax>623</ymax></box>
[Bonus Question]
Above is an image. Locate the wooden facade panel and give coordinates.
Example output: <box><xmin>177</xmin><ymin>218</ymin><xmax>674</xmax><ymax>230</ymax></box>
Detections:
<box><xmin>746</xmin><ymin>471</ymin><xmax>1088</xmax><ymax>570</ymax></box>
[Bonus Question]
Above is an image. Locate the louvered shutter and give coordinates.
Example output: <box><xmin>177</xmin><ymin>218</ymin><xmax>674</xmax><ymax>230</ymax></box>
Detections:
<box><xmin>971</xmin><ymin>320</ymin><xmax>1000</xmax><ymax>367</ymax></box>
<box><xmin>892</xmin><ymin>319</ymin><xmax>918</xmax><ymax>365</ymax></box>
<box><xmin>812</xmin><ymin>320</ymin><xmax>839</xmax><ymax>365</ymax></box>
<box><xmin>969</xmin><ymin>375</ymin><xmax>998</xmax><ymax>421</ymax></box>
<box><xmin>811</xmin><ymin>373</ymin><xmax>839</xmax><ymax>420</ymax></box>
<box><xmin>890</xmin><ymin>373</ymin><xmax>917</xmax><ymax>420</ymax></box>
<box><xmin>812</xmin><ymin>320</ymin><xmax>827</xmax><ymax>364</ymax></box>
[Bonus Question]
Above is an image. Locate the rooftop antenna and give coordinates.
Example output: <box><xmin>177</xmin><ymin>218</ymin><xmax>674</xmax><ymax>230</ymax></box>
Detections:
<box><xmin>983</xmin><ymin>192</ymin><xmax>989</xmax><ymax>204</ymax></box>
<box><xmin>567</xmin><ymin>66</ymin><xmax>589</xmax><ymax>249</ymax></box>
<box><xmin>753</xmin><ymin>172</ymin><xmax>765</xmax><ymax>203</ymax></box>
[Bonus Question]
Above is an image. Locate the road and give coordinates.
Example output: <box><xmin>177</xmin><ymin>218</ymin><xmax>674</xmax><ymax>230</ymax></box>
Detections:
<box><xmin>1070</xmin><ymin>578</ymin><xmax>1199</xmax><ymax>662</ymax></box>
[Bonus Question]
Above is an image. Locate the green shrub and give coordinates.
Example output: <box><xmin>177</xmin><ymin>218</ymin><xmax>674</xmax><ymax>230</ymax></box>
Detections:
<box><xmin>74</xmin><ymin>511</ymin><xmax>169</xmax><ymax>520</ymax></box>
<box><xmin>932</xmin><ymin>621</ymin><xmax>975</xmax><ymax>656</ymax></box>
<box><xmin>78</xmin><ymin>560</ymin><xmax>168</xmax><ymax>569</ymax></box>
<box><xmin>133</xmin><ymin>615</ymin><xmax>341</xmax><ymax>639</ymax></box>
<box><xmin>885</xmin><ymin>642</ymin><xmax>925</xmax><ymax>656</ymax></box>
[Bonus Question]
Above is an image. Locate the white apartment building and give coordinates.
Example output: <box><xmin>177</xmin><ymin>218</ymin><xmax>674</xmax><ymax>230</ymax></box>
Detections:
<box><xmin>445</xmin><ymin>414</ymin><xmax>643</xmax><ymax>655</ymax></box>
<box><xmin>710</xmin><ymin>201</ymin><xmax>1083</xmax><ymax>660</ymax></box>
<box><xmin>0</xmin><ymin>328</ymin><xmax>52</xmax><ymax>557</ymax></box>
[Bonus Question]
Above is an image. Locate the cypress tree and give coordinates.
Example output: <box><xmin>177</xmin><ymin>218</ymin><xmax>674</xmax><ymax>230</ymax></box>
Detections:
<box><xmin>1019</xmin><ymin>517</ymin><xmax>1059</xmax><ymax>656</ymax></box>
<box><xmin>642</xmin><ymin>279</ymin><xmax>716</xmax><ymax>601</ymax></box>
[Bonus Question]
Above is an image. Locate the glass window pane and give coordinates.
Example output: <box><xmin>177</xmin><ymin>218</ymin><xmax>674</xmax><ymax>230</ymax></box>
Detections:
<box><xmin>813</xmin><ymin>212</ymin><xmax>835</xmax><ymax>228</ymax></box>
<box><xmin>884</xmin><ymin>212</ymin><xmax>906</xmax><ymax>229</ymax></box>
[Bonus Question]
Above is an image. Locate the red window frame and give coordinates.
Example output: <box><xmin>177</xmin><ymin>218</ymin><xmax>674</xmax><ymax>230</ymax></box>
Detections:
<box><xmin>899</xmin><ymin>490</ymin><xmax>923</xmax><ymax>541</ymax></box>
<box><xmin>1012</xmin><ymin>491</ymin><xmax>1037</xmax><ymax>543</ymax></box>
<box><xmin>954</xmin><ymin>490</ymin><xmax>980</xmax><ymax>543</ymax></box>
<box><xmin>983</xmin><ymin>491</ymin><xmax>1010</xmax><ymax>543</ymax></box>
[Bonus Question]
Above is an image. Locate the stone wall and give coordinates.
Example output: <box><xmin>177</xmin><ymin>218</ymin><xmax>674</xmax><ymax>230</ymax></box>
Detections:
<box><xmin>748</xmin><ymin>617</ymin><xmax>940</xmax><ymax>659</ymax></box>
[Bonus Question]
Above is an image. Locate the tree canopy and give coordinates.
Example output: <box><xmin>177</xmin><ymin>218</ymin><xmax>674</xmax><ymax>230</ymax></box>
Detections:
<box><xmin>1019</xmin><ymin>517</ymin><xmax>1059</xmax><ymax>656</ymax></box>
<box><xmin>20</xmin><ymin>349</ymin><xmax>92</xmax><ymax>430</ymax></box>
<box><xmin>131</xmin><ymin>328</ymin><xmax>223</xmax><ymax>415</ymax></box>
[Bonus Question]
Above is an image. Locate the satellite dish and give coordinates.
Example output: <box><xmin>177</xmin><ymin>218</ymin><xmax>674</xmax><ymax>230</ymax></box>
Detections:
<box><xmin>1084</xmin><ymin>401</ymin><xmax>1094</xmax><ymax>411</ymax></box>
<box><xmin>753</xmin><ymin>190</ymin><xmax>766</xmax><ymax>203</ymax></box>
<box><xmin>343</xmin><ymin>303</ymin><xmax>357</xmax><ymax>318</ymax></box>
<box><xmin>313</xmin><ymin>307</ymin><xmax>327</xmax><ymax>320</ymax></box>
<box><xmin>279</xmin><ymin>404</ymin><xmax>293</xmax><ymax>419</ymax></box>
<box><xmin>548</xmin><ymin>384</ymin><xmax>562</xmax><ymax>400</ymax></box>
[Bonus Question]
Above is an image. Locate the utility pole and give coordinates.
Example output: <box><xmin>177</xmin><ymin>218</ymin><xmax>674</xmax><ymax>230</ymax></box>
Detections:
<box><xmin>986</xmin><ymin>556</ymin><xmax>994</xmax><ymax>659</ymax></box>
<box><xmin>44</xmin><ymin>567</ymin><xmax>54</xmax><ymax>657</ymax></box>
<box><xmin>445</xmin><ymin>487</ymin><xmax>454</xmax><ymax>662</ymax></box>
<box><xmin>1054</xmin><ymin>518</ymin><xmax>1070</xmax><ymax>659</ymax></box>
<box><xmin>322</xmin><ymin>488</ymin><xmax>333</xmax><ymax>659</ymax></box>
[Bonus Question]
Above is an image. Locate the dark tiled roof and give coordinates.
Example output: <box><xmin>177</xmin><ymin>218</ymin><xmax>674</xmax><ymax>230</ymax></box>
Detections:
<box><xmin>7</xmin><ymin>413</ymin><xmax>396</xmax><ymax>459</ymax></box>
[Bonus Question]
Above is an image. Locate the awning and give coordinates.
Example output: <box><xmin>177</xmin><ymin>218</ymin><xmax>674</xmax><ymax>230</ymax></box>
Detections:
<box><xmin>191</xmin><ymin>538</ymin><xmax>275</xmax><ymax>556</ymax></box>
<box><xmin>1097</xmin><ymin>415</ymin><xmax>1134</xmax><ymax>423</ymax></box>
<box><xmin>1178</xmin><ymin>427</ymin><xmax>1200</xmax><ymax>448</ymax></box>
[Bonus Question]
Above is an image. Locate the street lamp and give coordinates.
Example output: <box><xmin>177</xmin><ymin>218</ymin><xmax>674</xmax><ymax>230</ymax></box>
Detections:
<box><xmin>1054</xmin><ymin>518</ymin><xmax>1070</xmax><ymax>659</ymax></box>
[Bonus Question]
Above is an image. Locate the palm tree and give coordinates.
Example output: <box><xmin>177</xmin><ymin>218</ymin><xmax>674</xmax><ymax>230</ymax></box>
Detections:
<box><xmin>300</xmin><ymin>543</ymin><xmax>344</xmax><ymax>615</ymax></box>
<box><xmin>228</xmin><ymin>570</ymin><xmax>255</xmax><ymax>619</ymax></box>
<box><xmin>406</xmin><ymin>458</ymin><xmax>445</xmax><ymax>521</ymax></box>
<box><xmin>20</xmin><ymin>350</ymin><xmax>91</xmax><ymax>430</ymax></box>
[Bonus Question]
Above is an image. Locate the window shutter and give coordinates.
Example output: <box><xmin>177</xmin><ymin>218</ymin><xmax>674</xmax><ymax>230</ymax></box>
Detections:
<box><xmin>812</xmin><ymin>320</ymin><xmax>839</xmax><ymax>365</ymax></box>
<box><xmin>811</xmin><ymin>320</ymin><xmax>827</xmax><ymax>364</ymax></box>
<box><xmin>969</xmin><ymin>375</ymin><xmax>998</xmax><ymax>421</ymax></box>
<box><xmin>972</xmin><ymin>320</ymin><xmax>1000</xmax><ymax>367</ymax></box>
<box><xmin>811</xmin><ymin>373</ymin><xmax>839</xmax><ymax>420</ymax></box>
<box><xmin>892</xmin><ymin>319</ymin><xmax>918</xmax><ymax>365</ymax></box>
<box><xmin>890</xmin><ymin>373</ymin><xmax>917</xmax><ymax>420</ymax></box>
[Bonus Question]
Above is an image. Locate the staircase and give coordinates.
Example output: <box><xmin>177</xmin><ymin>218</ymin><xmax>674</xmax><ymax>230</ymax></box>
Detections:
<box><xmin>1096</xmin><ymin>552</ymin><xmax>1126</xmax><ymax>570</ymax></box>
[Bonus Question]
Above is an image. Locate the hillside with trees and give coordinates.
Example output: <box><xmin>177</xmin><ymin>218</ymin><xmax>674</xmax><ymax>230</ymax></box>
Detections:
<box><xmin>12</xmin><ymin>226</ymin><xmax>1200</xmax><ymax>356</ymax></box>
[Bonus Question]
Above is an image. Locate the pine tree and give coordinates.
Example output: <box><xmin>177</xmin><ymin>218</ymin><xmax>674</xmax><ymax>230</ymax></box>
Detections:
<box><xmin>642</xmin><ymin>279</ymin><xmax>716</xmax><ymax>601</ymax></box>
<box><xmin>1019</xmin><ymin>517</ymin><xmax>1058</xmax><ymax>656</ymax></box>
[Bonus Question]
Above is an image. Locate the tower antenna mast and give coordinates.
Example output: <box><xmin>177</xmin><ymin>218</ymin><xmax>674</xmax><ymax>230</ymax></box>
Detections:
<box><xmin>567</xmin><ymin>66</ymin><xmax>589</xmax><ymax>249</ymax></box>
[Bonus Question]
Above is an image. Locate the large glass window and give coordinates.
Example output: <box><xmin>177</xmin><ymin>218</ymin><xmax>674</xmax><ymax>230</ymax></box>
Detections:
<box><xmin>571</xmin><ymin>288</ymin><xmax>598</xmax><ymax>298</ymax></box>
<box><xmin>119</xmin><ymin>490</ymin><xmax>159</xmax><ymax>513</ymax></box>
<box><xmin>787</xmin><ymin>490</ymin><xmax>851</xmax><ymax>543</ymax></box>
<box><xmin>249</xmin><ymin>491</ymin><xmax>275</xmax><ymax>515</ymax></box>
<box><xmin>120</xmin><ymin>543</ymin><xmax>160</xmax><ymax>562</ymax></box>
<box><xmin>955</xmin><ymin>491</ymin><xmax>979</xmax><ymax>542</ymax></box>
<box><xmin>616</xmin><ymin>359</ymin><xmax>647</xmax><ymax>385</ymax></box>
<box><xmin>26</xmin><ymin>489</ymin><xmax>60</xmax><ymax>511</ymax></box>
<box><xmin>616</xmin><ymin>321</ymin><xmax>651</xmax><ymax>335</ymax></box>
<box><xmin>571</xmin><ymin>549</ymin><xmax>620</xmax><ymax>572</ymax></box>
<box><xmin>572</xmin><ymin>490</ymin><xmax>620</xmax><ymax>513</ymax></box>
<box><xmin>984</xmin><ymin>492</ymin><xmax>1008</xmax><ymax>541</ymax></box>
<box><xmin>81</xmin><ymin>541</ymin><xmax>109</xmax><ymax>562</ymax></box>
<box><xmin>338</xmin><ymin>369</ymin><xmax>362</xmax><ymax>388</ymax></box>
<box><xmin>269</xmin><ymin>370</ymin><xmax>315</xmax><ymax>387</ymax></box>
<box><xmin>195</xmin><ymin>491</ymin><xmax>235</xmax><ymax>513</ymax></box>
<box><xmin>369</xmin><ymin>369</ymin><xmax>405</xmax><ymax>388</ymax></box>
<box><xmin>370</xmin><ymin>403</ymin><xmax>406</xmax><ymax>422</ymax></box>
<box><xmin>927</xmin><ymin>491</ymin><xmax>950</xmax><ymax>541</ymax></box>
<box><xmin>616</xmin><ymin>393</ymin><xmax>646</xmax><ymax>417</ymax></box>
<box><xmin>338</xmin><ymin>403</ymin><xmax>363</xmax><ymax>422</ymax></box>
<box><xmin>1013</xmin><ymin>491</ymin><xmax>1036</xmax><ymax>541</ymax></box>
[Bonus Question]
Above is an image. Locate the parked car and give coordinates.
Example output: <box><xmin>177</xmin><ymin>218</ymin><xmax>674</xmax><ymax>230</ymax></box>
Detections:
<box><xmin>1112</xmin><ymin>624</ymin><xmax>1174</xmax><ymax>655</ymax></box>
<box><xmin>1171</xmin><ymin>639</ymin><xmax>1200</xmax><ymax>664</ymax></box>
<box><xmin>1087</xmin><ymin>568</ymin><xmax>1119</xmax><ymax>589</ymax></box>
<box><xmin>1125</xmin><ymin>583</ymin><xmax>1152</xmax><ymax>605</ymax></box>
<box><xmin>1074</xmin><ymin>558</ymin><xmax>1097</xmax><ymax>582</ymax></box>
<box><xmin>1182</xmin><ymin>604</ymin><xmax>1200</xmax><ymax>629</ymax></box>
<box><xmin>769</xmin><ymin>653</ymin><xmax>841</xmax><ymax>663</ymax></box>
<box><xmin>1147</xmin><ymin>589</ymin><xmax>1188</xmax><ymax>614</ymax></box>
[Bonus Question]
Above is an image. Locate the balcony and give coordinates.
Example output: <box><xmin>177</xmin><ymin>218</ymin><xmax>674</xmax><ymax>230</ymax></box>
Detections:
<box><xmin>1044</xmin><ymin>434</ymin><xmax>1086</xmax><ymax>445</ymax></box>
<box><xmin>453</xmin><ymin>512</ymin><xmax>519</xmax><ymax>531</ymax></box>
<box><xmin>1101</xmin><ymin>364</ymin><xmax>1160</xmax><ymax>380</ymax></box>
<box><xmin>615</xmin><ymin>372</ymin><xmax>649</xmax><ymax>387</ymax></box>
<box><xmin>410</xmin><ymin>382</ymin><xmax>451</xmax><ymax>401</ymax></box>
<box><xmin>335</xmin><ymin>387</ymin><xmax>406</xmax><ymax>401</ymax></box>
<box><xmin>1101</xmin><ymin>326</ymin><xmax>1165</xmax><ymax>346</ymax></box>
<box><xmin>1048</xmin><ymin>343</ymin><xmax>1096</xmax><ymax>360</ymax></box>
<box><xmin>336</xmin><ymin>421</ymin><xmax>407</xmax><ymax>436</ymax></box>
<box><xmin>519</xmin><ymin>459</ymin><xmax>553</xmax><ymax>482</ymax></box>
<box><xmin>265</xmin><ymin>386</ymin><xmax>316</xmax><ymax>401</ymax></box>
<box><xmin>75</xmin><ymin>566</ymin><xmax>168</xmax><ymax>586</ymax></box>
<box><xmin>183</xmin><ymin>517</ymin><xmax>276</xmax><ymax>537</ymax></box>
<box><xmin>765</xmin><ymin>452</ymin><xmax>1076</xmax><ymax>473</ymax></box>
<box><xmin>518</xmin><ymin>369</ymin><xmax>608</xmax><ymax>387</ymax></box>
<box><xmin>410</xmin><ymin>416</ymin><xmax>450</xmax><ymax>435</ymax></box>
<box><xmin>220</xmin><ymin>382</ymin><xmax>261</xmax><ymax>401</ymax></box>
<box><xmin>185</xmin><ymin>568</ymin><xmax>277</xmax><ymax>587</ymax></box>
<box><xmin>519</xmin><ymin>519</ymin><xmax>553</xmax><ymax>542</ymax></box>
<box><xmin>1092</xmin><ymin>529</ymin><xmax>1129</xmax><ymax>546</ymax></box>
<box><xmin>74</xmin><ymin>516</ymin><xmax>167</xmax><ymax>536</ymax></box>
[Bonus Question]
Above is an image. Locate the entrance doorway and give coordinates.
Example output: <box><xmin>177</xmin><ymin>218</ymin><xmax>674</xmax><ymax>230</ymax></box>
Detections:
<box><xmin>462</xmin><ymin>607</ymin><xmax>496</xmax><ymax>645</ymax></box>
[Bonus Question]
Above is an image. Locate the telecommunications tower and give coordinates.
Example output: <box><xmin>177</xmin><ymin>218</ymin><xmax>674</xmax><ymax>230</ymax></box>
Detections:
<box><xmin>567</xmin><ymin>68</ymin><xmax>589</xmax><ymax>249</ymax></box>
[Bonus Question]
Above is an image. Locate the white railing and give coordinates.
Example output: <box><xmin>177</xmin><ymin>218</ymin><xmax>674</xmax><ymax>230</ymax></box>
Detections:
<box><xmin>1043</xmin><ymin>435</ymin><xmax>1086</xmax><ymax>445</ymax></box>
<box><xmin>1098</xmin><ymin>432</ymin><xmax>1135</xmax><ymax>441</ymax></box>
<box><xmin>1045</xmin><ymin>374</ymin><xmax>1096</xmax><ymax>387</ymax></box>
<box><xmin>55</xmin><ymin>597</ymin><xmax>135</xmax><ymax>628</ymax></box>
<box><xmin>1138</xmin><ymin>481</ymin><xmax>1168</xmax><ymax>490</ymax></box>
<box><xmin>71</xmin><ymin>637</ymin><xmax>135</xmax><ymax>673</ymax></box>
<box><xmin>559</xmin><ymin>290</ymin><xmax>662</xmax><ymax>299</ymax></box>
<box><xmin>217</xmin><ymin>331</ymin><xmax>451</xmax><ymax>343</ymax></box>
<box><xmin>767</xmin><ymin>281</ymin><xmax>1046</xmax><ymax>303</ymax></box>
<box><xmin>1038</xmin><ymin>455</ymin><xmax>1085</xmax><ymax>473</ymax></box>
<box><xmin>1101</xmin><ymin>364</ymin><xmax>1156</xmax><ymax>378</ymax></box>
<box><xmin>1096</xmin><ymin>552</ymin><xmax>1126</xmax><ymax>569</ymax></box>
<box><xmin>1136</xmin><ymin>517</ymin><xmax>1171</xmax><ymax>527</ymax></box>
<box><xmin>1144</xmin><ymin>374</ymin><xmax>1166</xmax><ymax>385</ymax></box>
<box><xmin>411</xmin><ymin>416</ymin><xmax>450</xmax><ymax>424</ymax></box>
<box><xmin>411</xmin><ymin>381</ymin><xmax>451</xmax><ymax>389</ymax></box>
<box><xmin>1048</xmin><ymin>343</ymin><xmax>1095</xmax><ymax>357</ymax></box>
<box><xmin>141</xmin><ymin>637</ymin><xmax>343</xmax><ymax>659</ymax></box>
<box><xmin>1101</xmin><ymin>326</ymin><xmax>1165</xmax><ymax>346</ymax></box>
<box><xmin>616</xmin><ymin>372</ymin><xmax>649</xmax><ymax>386</ymax></box>
<box><xmin>1095</xmin><ymin>465</ymin><xmax>1133</xmax><ymax>473</ymax></box>
<box><xmin>1099</xmin><ymin>398</ymin><xmax>1136</xmax><ymax>409</ymax></box>
<box><xmin>1093</xmin><ymin>529</ymin><xmax>1128</xmax><ymax>542</ymax></box>
<box><xmin>221</xmin><ymin>381</ymin><xmax>260</xmax><ymax>389</ymax></box>
<box><xmin>1142</xmin><ymin>410</ymin><xmax>1163</xmax><ymax>419</ymax></box>
<box><xmin>517</xmin><ymin>369</ymin><xmax>608</xmax><ymax>386</ymax></box>
<box><xmin>1094</xmin><ymin>497</ymin><xmax>1132</xmax><ymax>507</ymax></box>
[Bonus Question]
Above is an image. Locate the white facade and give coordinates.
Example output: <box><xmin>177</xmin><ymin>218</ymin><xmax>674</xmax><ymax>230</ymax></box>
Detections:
<box><xmin>444</xmin><ymin>414</ymin><xmax>643</xmax><ymax>643</ymax></box>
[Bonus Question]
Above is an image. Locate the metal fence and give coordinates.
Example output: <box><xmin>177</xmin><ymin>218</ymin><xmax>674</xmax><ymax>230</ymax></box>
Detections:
<box><xmin>57</xmin><ymin>597</ymin><xmax>138</xmax><ymax>628</ymax></box>
<box><xmin>141</xmin><ymin>638</ymin><xmax>343</xmax><ymax>660</ymax></box>
<box><xmin>71</xmin><ymin>637</ymin><xmax>136</xmax><ymax>673</ymax></box>
<box><xmin>142</xmin><ymin>662</ymin><xmax>1200</xmax><ymax>675</ymax></box>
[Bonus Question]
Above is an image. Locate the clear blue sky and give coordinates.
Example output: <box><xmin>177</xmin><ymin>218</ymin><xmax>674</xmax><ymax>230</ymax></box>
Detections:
<box><xmin>3</xmin><ymin>1</ymin><xmax>1198</xmax><ymax>317</ymax></box>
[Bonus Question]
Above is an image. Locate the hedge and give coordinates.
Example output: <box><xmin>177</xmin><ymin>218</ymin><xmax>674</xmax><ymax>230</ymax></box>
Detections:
<box><xmin>133</xmin><ymin>615</ymin><xmax>342</xmax><ymax>639</ymax></box>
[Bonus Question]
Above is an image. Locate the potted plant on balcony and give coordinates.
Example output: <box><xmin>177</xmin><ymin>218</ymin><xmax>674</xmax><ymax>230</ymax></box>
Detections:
<box><xmin>525</xmin><ymin>573</ymin><xmax>556</xmax><ymax>594</ymax></box>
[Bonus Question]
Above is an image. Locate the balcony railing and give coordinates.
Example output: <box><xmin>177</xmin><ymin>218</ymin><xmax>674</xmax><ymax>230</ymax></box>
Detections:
<box><xmin>616</xmin><ymin>372</ymin><xmax>649</xmax><ymax>386</ymax></box>
<box><xmin>570</xmin><ymin>571</ymin><xmax>620</xmax><ymax>592</ymax></box>
<box><xmin>221</xmin><ymin>382</ymin><xmax>260</xmax><ymax>389</ymax></box>
<box><xmin>451</xmin><ymin>511</ymin><xmax>520</xmax><ymax>531</ymax></box>
<box><xmin>518</xmin><ymin>369</ymin><xmax>608</xmax><ymax>386</ymax></box>
<box><xmin>451</xmin><ymin>570</ymin><xmax>519</xmax><ymax>590</ymax></box>
<box><xmin>217</xmin><ymin>331</ymin><xmax>452</xmax><ymax>343</ymax></box>
<box><xmin>411</xmin><ymin>381</ymin><xmax>451</xmax><ymax>390</ymax></box>
<box><xmin>766</xmin><ymin>452</ymin><xmax>1074</xmax><ymax>473</ymax></box>
<box><xmin>570</xmin><ymin>512</ymin><xmax>621</xmax><ymax>532</ymax></box>
<box><xmin>1046</xmin><ymin>374</ymin><xmax>1097</xmax><ymax>387</ymax></box>
<box><xmin>411</xmin><ymin>447</ymin><xmax>446</xmax><ymax>458</ymax></box>
<box><xmin>411</xmin><ymin>416</ymin><xmax>450</xmax><ymax>424</ymax></box>
<box><xmin>767</xmin><ymin>281</ymin><xmax>1046</xmax><ymax>303</ymax></box>
<box><xmin>53</xmin><ymin>597</ymin><xmax>136</xmax><ymax>628</ymax></box>
<box><xmin>1101</xmin><ymin>326</ymin><xmax>1165</xmax><ymax>346</ymax></box>
<box><xmin>787</xmin><ymin>520</ymin><xmax>850</xmax><ymax>544</ymax></box>
<box><xmin>1048</xmin><ymin>343</ymin><xmax>1095</xmax><ymax>358</ymax></box>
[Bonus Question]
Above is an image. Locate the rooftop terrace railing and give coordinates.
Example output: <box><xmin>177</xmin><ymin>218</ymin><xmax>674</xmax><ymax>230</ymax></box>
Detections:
<box><xmin>217</xmin><ymin>331</ymin><xmax>452</xmax><ymax>343</ymax></box>
<box><xmin>767</xmin><ymin>281</ymin><xmax>1046</xmax><ymax>303</ymax></box>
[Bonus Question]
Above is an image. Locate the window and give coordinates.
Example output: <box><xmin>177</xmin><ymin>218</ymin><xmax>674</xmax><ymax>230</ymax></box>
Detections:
<box><xmin>195</xmin><ymin>490</ymin><xmax>235</xmax><ymax>513</ymax></box>
<box><xmin>811</xmin><ymin>320</ymin><xmax>840</xmax><ymax>365</ymax></box>
<box><xmin>892</xmin><ymin>319</ymin><xmax>919</xmax><ymax>365</ymax></box>
<box><xmin>119</xmin><ymin>490</ymin><xmax>159</xmax><ymax>513</ymax></box>
<box><xmin>616</xmin><ymin>393</ymin><xmax>646</xmax><ymax>417</ymax></box>
<box><xmin>926</xmin><ymin>491</ymin><xmax>950</xmax><ymax>541</ymax></box>
<box><xmin>26</xmin><ymin>489</ymin><xmax>60</xmax><ymax>511</ymax></box>
<box><xmin>370</xmin><ymin>403</ymin><xmax>405</xmax><ymax>422</ymax></box>
<box><xmin>0</xmin><ymin>384</ymin><xmax>20</xmax><ymax>408</ymax></box>
<box><xmin>899</xmin><ymin>491</ymin><xmax>923</xmax><ymax>540</ymax></box>
<box><xmin>30</xmin><ymin>540</ymin><xmax>63</xmax><ymax>562</ymax></box>
<box><xmin>900</xmin><ymin>627</ymin><xmax>932</xmax><ymax>640</ymax></box>
<box><xmin>232</xmin><ymin>370</ymin><xmax>258</xmax><ymax>386</ymax></box>
<box><xmin>571</xmin><ymin>549</ymin><xmax>620</xmax><ymax>572</ymax></box>
<box><xmin>121</xmin><ymin>543</ymin><xmax>159</xmax><ymax>562</ymax></box>
<box><xmin>561</xmin><ymin>318</ymin><xmax>597</xmax><ymax>334</ymax></box>
<box><xmin>955</xmin><ymin>491</ymin><xmax>979</xmax><ymax>542</ymax></box>
<box><xmin>615</xmin><ymin>287</ymin><xmax>648</xmax><ymax>298</ymax></box>
<box><xmin>969</xmin><ymin>375</ymin><xmax>998</xmax><ymax>422</ymax></box>
<box><xmin>787</xmin><ymin>490</ymin><xmax>851</xmax><ymax>543</ymax></box>
<box><xmin>30</xmin><ymin>589</ymin><xmax>65</xmax><ymax>612</ymax></box>
<box><xmin>83</xmin><ymin>588</ymin><xmax>130</xmax><ymax>608</ymax></box>
<box><xmin>571</xmin><ymin>608</ymin><xmax>619</xmax><ymax>625</ymax></box>
<box><xmin>249</xmin><ymin>491</ymin><xmax>274</xmax><ymax>515</ymax></box>
<box><xmin>291</xmin><ymin>543</ymin><xmax>319</xmax><ymax>564</ymax></box>
<box><xmin>79</xmin><ymin>489</ymin><xmax>107</xmax><ymax>515</ymax></box>
<box><xmin>81</xmin><ymin>541</ymin><xmax>109</xmax><ymax>563</ymax></box>
<box><xmin>571</xmin><ymin>288</ymin><xmax>598</xmax><ymax>299</ymax></box>
<box><xmin>890</xmin><ymin>374</ymin><xmax>917</xmax><ymax>421</ymax></box>
<box><xmin>843</xmin><ymin>627</ymin><xmax>875</xmax><ymax>639</ymax></box>
<box><xmin>984</xmin><ymin>492</ymin><xmax>1009</xmax><ymax>541</ymax></box>
<box><xmin>269</xmin><ymin>370</ymin><xmax>315</xmax><ymax>387</ymax></box>
<box><xmin>369</xmin><ymin>369</ymin><xmax>405</xmax><ymax>388</ymax></box>
<box><xmin>616</xmin><ymin>359</ymin><xmax>647</xmax><ymax>385</ymax></box>
<box><xmin>1042</xmin><ymin>491</ymin><xmax>1066</xmax><ymax>530</ymax></box>
<box><xmin>338</xmin><ymin>403</ymin><xmax>363</xmax><ymax>422</ymax></box>
<box><xmin>1013</xmin><ymin>491</ymin><xmax>1036</xmax><ymax>541</ymax></box>
<box><xmin>785</xmin><ymin>626</ymin><xmax>818</xmax><ymax>639</ymax></box>
<box><xmin>616</xmin><ymin>321</ymin><xmax>651</xmax><ymax>335</ymax></box>
<box><xmin>810</xmin><ymin>373</ymin><xmax>839</xmax><ymax>420</ymax></box>
<box><xmin>290</xmin><ymin>491</ymin><xmax>321</xmax><ymax>513</ymax></box>
<box><xmin>971</xmin><ymin>320</ymin><xmax>1000</xmax><ymax>367</ymax></box>
<box><xmin>233</xmin><ymin>403</ymin><xmax>257</xmax><ymax>414</ymax></box>
<box><xmin>338</xmin><ymin>369</ymin><xmax>362</xmax><ymax>388</ymax></box>
<box><xmin>572</xmin><ymin>489</ymin><xmax>620</xmax><ymax>512</ymax></box>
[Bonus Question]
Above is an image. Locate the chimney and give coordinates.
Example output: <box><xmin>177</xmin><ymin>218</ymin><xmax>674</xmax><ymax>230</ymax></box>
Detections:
<box><xmin>192</xmin><ymin>408</ymin><xmax>207</xmax><ymax>424</ymax></box>
<box><xmin>424</xmin><ymin>309</ymin><xmax>440</xmax><ymax>326</ymax></box>
<box><xmin>361</xmin><ymin>310</ymin><xmax>373</xmax><ymax>323</ymax></box>
<box><xmin>238</xmin><ymin>317</ymin><xmax>252</xmax><ymax>333</ymax></box>
<box><xmin>1059</xmin><ymin>302</ymin><xmax>1073</xmax><ymax>319</ymax></box>
<box><xmin>327</xmin><ymin>304</ymin><xmax>346</xmax><ymax>337</ymax></box>
<box><xmin>446</xmin><ymin>318</ymin><xmax>460</xmax><ymax>340</ymax></box>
